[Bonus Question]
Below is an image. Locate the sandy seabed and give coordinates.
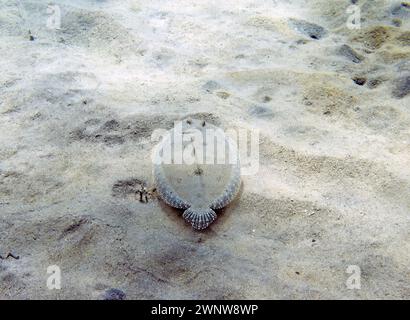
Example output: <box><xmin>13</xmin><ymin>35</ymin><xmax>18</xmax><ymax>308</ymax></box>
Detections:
<box><xmin>0</xmin><ymin>0</ymin><xmax>409</xmax><ymax>299</ymax></box>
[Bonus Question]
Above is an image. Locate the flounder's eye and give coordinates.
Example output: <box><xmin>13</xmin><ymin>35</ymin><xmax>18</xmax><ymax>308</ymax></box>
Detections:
<box><xmin>202</xmin><ymin>121</ymin><xmax>206</xmax><ymax>127</ymax></box>
<box><xmin>186</xmin><ymin>119</ymin><xmax>192</xmax><ymax>124</ymax></box>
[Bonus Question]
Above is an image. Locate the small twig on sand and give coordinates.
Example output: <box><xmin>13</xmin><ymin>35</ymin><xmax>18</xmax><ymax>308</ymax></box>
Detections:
<box><xmin>0</xmin><ymin>252</ymin><xmax>20</xmax><ymax>260</ymax></box>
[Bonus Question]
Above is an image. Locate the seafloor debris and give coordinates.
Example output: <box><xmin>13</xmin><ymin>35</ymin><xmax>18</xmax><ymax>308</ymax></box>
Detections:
<box><xmin>0</xmin><ymin>252</ymin><xmax>20</xmax><ymax>260</ymax></box>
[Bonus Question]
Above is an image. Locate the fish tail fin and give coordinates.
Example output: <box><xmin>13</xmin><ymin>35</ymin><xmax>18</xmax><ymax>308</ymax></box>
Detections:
<box><xmin>182</xmin><ymin>208</ymin><xmax>217</xmax><ymax>230</ymax></box>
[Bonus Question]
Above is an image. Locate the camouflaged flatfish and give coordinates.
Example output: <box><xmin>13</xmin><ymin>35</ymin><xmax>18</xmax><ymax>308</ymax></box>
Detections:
<box><xmin>153</xmin><ymin>119</ymin><xmax>241</xmax><ymax>230</ymax></box>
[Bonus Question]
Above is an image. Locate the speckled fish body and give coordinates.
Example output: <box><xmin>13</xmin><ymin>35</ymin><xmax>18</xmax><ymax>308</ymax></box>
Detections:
<box><xmin>153</xmin><ymin>119</ymin><xmax>241</xmax><ymax>230</ymax></box>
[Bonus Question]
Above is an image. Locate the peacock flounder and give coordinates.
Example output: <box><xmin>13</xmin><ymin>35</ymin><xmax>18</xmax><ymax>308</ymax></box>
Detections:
<box><xmin>152</xmin><ymin>119</ymin><xmax>241</xmax><ymax>230</ymax></box>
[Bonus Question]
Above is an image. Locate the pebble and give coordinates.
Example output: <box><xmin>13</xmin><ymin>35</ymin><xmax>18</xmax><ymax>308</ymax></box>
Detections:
<box><xmin>352</xmin><ymin>76</ymin><xmax>367</xmax><ymax>86</ymax></box>
<box><xmin>202</xmin><ymin>80</ymin><xmax>221</xmax><ymax>93</ymax></box>
<box><xmin>288</xmin><ymin>18</ymin><xmax>327</xmax><ymax>40</ymax></box>
<box><xmin>248</xmin><ymin>105</ymin><xmax>274</xmax><ymax>118</ymax></box>
<box><xmin>367</xmin><ymin>78</ymin><xmax>383</xmax><ymax>89</ymax></box>
<box><xmin>392</xmin><ymin>75</ymin><xmax>410</xmax><ymax>98</ymax></box>
<box><xmin>338</xmin><ymin>44</ymin><xmax>364</xmax><ymax>63</ymax></box>
<box><xmin>391</xmin><ymin>2</ymin><xmax>410</xmax><ymax>18</ymax></box>
<box><xmin>101</xmin><ymin>288</ymin><xmax>126</xmax><ymax>300</ymax></box>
